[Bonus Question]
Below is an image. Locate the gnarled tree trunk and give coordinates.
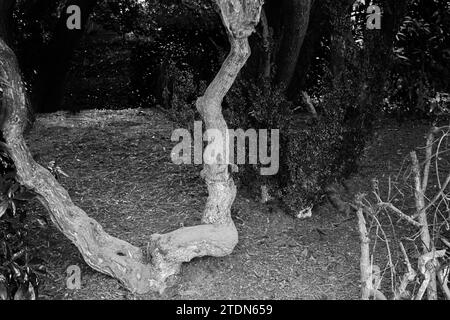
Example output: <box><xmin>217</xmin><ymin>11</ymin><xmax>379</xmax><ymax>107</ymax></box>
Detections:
<box><xmin>0</xmin><ymin>0</ymin><xmax>263</xmax><ymax>294</ymax></box>
<box><xmin>197</xmin><ymin>0</ymin><xmax>263</xmax><ymax>225</ymax></box>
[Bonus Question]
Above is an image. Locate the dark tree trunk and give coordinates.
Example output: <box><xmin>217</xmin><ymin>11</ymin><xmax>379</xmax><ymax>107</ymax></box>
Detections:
<box><xmin>272</xmin><ymin>0</ymin><xmax>312</xmax><ymax>91</ymax></box>
<box><xmin>287</xmin><ymin>0</ymin><xmax>324</xmax><ymax>100</ymax></box>
<box><xmin>32</xmin><ymin>0</ymin><xmax>98</xmax><ymax>113</ymax></box>
<box><xmin>259</xmin><ymin>7</ymin><xmax>271</xmax><ymax>79</ymax></box>
<box><xmin>329</xmin><ymin>0</ymin><xmax>355</xmax><ymax>88</ymax></box>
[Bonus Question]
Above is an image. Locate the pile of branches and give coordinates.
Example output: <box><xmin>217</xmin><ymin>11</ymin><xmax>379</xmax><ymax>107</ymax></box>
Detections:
<box><xmin>355</xmin><ymin>125</ymin><xmax>450</xmax><ymax>300</ymax></box>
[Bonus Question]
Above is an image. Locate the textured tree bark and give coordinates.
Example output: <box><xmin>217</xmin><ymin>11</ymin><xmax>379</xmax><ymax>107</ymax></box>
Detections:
<box><xmin>0</xmin><ymin>0</ymin><xmax>262</xmax><ymax>294</ymax></box>
<box><xmin>259</xmin><ymin>7</ymin><xmax>271</xmax><ymax>79</ymax></box>
<box><xmin>356</xmin><ymin>205</ymin><xmax>386</xmax><ymax>300</ymax></box>
<box><xmin>411</xmin><ymin>151</ymin><xmax>437</xmax><ymax>300</ymax></box>
<box><xmin>1</xmin><ymin>37</ymin><xmax>166</xmax><ymax>294</ymax></box>
<box><xmin>196</xmin><ymin>0</ymin><xmax>263</xmax><ymax>225</ymax></box>
<box><xmin>356</xmin><ymin>207</ymin><xmax>371</xmax><ymax>300</ymax></box>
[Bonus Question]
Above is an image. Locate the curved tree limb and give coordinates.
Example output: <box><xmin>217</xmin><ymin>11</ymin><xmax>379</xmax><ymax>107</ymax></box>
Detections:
<box><xmin>0</xmin><ymin>0</ymin><xmax>263</xmax><ymax>294</ymax></box>
<box><xmin>197</xmin><ymin>0</ymin><xmax>263</xmax><ymax>224</ymax></box>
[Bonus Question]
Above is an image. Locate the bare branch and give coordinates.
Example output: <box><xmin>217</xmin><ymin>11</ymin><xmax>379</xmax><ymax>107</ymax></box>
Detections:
<box><xmin>378</xmin><ymin>202</ymin><xmax>422</xmax><ymax>228</ymax></box>
<box><xmin>422</xmin><ymin>131</ymin><xmax>434</xmax><ymax>193</ymax></box>
<box><xmin>416</xmin><ymin>173</ymin><xmax>450</xmax><ymax>219</ymax></box>
<box><xmin>438</xmin><ymin>266</ymin><xmax>450</xmax><ymax>300</ymax></box>
<box><xmin>411</xmin><ymin>151</ymin><xmax>438</xmax><ymax>299</ymax></box>
<box><xmin>356</xmin><ymin>207</ymin><xmax>372</xmax><ymax>300</ymax></box>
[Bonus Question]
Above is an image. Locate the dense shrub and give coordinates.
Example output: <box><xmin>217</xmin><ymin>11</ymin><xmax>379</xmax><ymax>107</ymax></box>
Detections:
<box><xmin>0</xmin><ymin>142</ymin><xmax>44</xmax><ymax>300</ymax></box>
<box><xmin>129</xmin><ymin>29</ymin><xmax>224</xmax><ymax>115</ymax></box>
<box><xmin>127</xmin><ymin>0</ymin><xmax>375</xmax><ymax>213</ymax></box>
<box><xmin>224</xmin><ymin>79</ymin><xmax>292</xmax><ymax>130</ymax></box>
<box><xmin>163</xmin><ymin>61</ymin><xmax>205</xmax><ymax>126</ymax></box>
<box><xmin>223</xmin><ymin>79</ymin><xmax>293</xmax><ymax>195</ymax></box>
<box><xmin>385</xmin><ymin>0</ymin><xmax>450</xmax><ymax>120</ymax></box>
<box><xmin>221</xmin><ymin>46</ymin><xmax>372</xmax><ymax>212</ymax></box>
<box><xmin>64</xmin><ymin>38</ymin><xmax>133</xmax><ymax>112</ymax></box>
<box><xmin>148</xmin><ymin>64</ymin><xmax>371</xmax><ymax>212</ymax></box>
<box><xmin>282</xmin><ymin>73</ymin><xmax>368</xmax><ymax>211</ymax></box>
<box><xmin>282</xmin><ymin>113</ymin><xmax>344</xmax><ymax>210</ymax></box>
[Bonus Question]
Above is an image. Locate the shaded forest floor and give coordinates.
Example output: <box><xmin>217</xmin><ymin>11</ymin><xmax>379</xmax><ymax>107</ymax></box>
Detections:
<box><xmin>21</xmin><ymin>108</ymin><xmax>431</xmax><ymax>300</ymax></box>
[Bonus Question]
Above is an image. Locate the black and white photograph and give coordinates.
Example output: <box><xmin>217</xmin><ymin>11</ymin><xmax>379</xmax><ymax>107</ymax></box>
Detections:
<box><xmin>0</xmin><ymin>0</ymin><xmax>449</xmax><ymax>304</ymax></box>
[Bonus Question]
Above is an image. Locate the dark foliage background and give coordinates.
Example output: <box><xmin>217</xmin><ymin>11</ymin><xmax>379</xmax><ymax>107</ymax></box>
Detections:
<box><xmin>0</xmin><ymin>0</ymin><xmax>449</xmax><ymax>299</ymax></box>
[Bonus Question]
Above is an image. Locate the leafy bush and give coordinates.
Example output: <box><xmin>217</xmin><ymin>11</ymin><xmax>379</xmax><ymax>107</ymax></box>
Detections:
<box><xmin>0</xmin><ymin>142</ymin><xmax>44</xmax><ymax>300</ymax></box>
<box><xmin>129</xmin><ymin>29</ymin><xmax>223</xmax><ymax>114</ymax></box>
<box><xmin>385</xmin><ymin>0</ymin><xmax>450</xmax><ymax>120</ymax></box>
<box><xmin>282</xmin><ymin>75</ymin><xmax>368</xmax><ymax>211</ymax></box>
<box><xmin>224</xmin><ymin>79</ymin><xmax>292</xmax><ymax>130</ymax></box>
<box><xmin>127</xmin><ymin>0</ymin><xmax>375</xmax><ymax>213</ymax></box>
<box><xmin>164</xmin><ymin>61</ymin><xmax>204</xmax><ymax>126</ymax></box>
<box><xmin>268</xmin><ymin>1</ymin><xmax>378</xmax><ymax>212</ymax></box>
<box><xmin>222</xmin><ymin>54</ymin><xmax>373</xmax><ymax>211</ymax></box>
<box><xmin>222</xmin><ymin>78</ymin><xmax>292</xmax><ymax>193</ymax></box>
<box><xmin>282</xmin><ymin>113</ymin><xmax>344</xmax><ymax>210</ymax></box>
<box><xmin>64</xmin><ymin>37</ymin><xmax>133</xmax><ymax>112</ymax></box>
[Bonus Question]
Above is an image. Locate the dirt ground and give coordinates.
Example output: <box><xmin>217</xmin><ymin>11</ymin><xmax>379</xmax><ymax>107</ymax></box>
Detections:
<box><xmin>21</xmin><ymin>108</ymin><xmax>432</xmax><ymax>300</ymax></box>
